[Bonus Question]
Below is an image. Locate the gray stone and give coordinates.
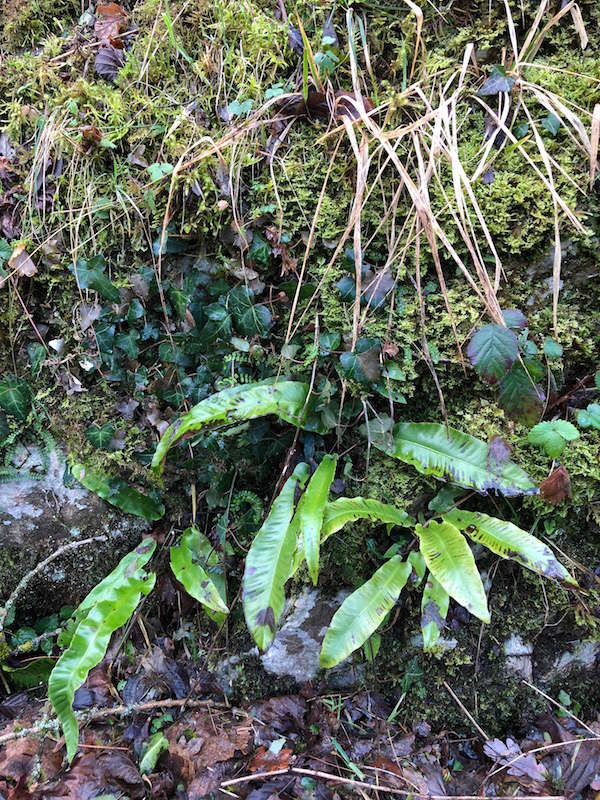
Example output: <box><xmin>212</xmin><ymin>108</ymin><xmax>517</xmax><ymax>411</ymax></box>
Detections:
<box><xmin>541</xmin><ymin>640</ymin><xmax>600</xmax><ymax>683</ymax></box>
<box><xmin>503</xmin><ymin>634</ymin><xmax>533</xmax><ymax>681</ymax></box>
<box><xmin>0</xmin><ymin>445</ymin><xmax>152</xmax><ymax>622</ymax></box>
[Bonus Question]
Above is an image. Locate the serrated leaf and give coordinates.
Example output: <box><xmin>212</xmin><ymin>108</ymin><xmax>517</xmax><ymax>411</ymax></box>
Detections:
<box><xmin>443</xmin><ymin>509</ymin><xmax>576</xmax><ymax>585</ymax></box>
<box><xmin>85</xmin><ymin>422</ymin><xmax>116</xmax><ymax>450</ymax></box>
<box><xmin>299</xmin><ymin>455</ymin><xmax>337</xmax><ymax>585</ymax></box>
<box><xmin>49</xmin><ymin>541</ymin><xmax>156</xmax><ymax>762</ymax></box>
<box><xmin>543</xmin><ymin>337</ymin><xmax>563</xmax><ymax>359</ymax></box>
<box><xmin>319</xmin><ymin>557</ymin><xmax>411</xmax><ymax>668</ymax></box>
<box><xmin>140</xmin><ymin>732</ymin><xmax>169</xmax><ymax>774</ymax></box>
<box><xmin>371</xmin><ymin>421</ymin><xmax>536</xmax><ymax>496</ymax></box>
<box><xmin>501</xmin><ymin>308</ymin><xmax>528</xmax><ymax>330</ymax></box>
<box><xmin>528</xmin><ymin>420</ymin><xmax>579</xmax><ymax>458</ymax></box>
<box><xmin>71</xmin><ymin>463</ymin><xmax>164</xmax><ymax>520</ymax></box>
<box><xmin>416</xmin><ymin>521</ymin><xmax>489</xmax><ymax>622</ymax></box>
<box><xmin>0</xmin><ymin>375</ymin><xmax>32</xmax><ymax>420</ymax></box>
<box><xmin>577</xmin><ymin>403</ymin><xmax>600</xmax><ymax>430</ymax></box>
<box><xmin>170</xmin><ymin>528</ymin><xmax>228</xmax><ymax>614</ymax></box>
<box><xmin>499</xmin><ymin>364</ymin><xmax>545</xmax><ymax>425</ymax></box>
<box><xmin>467</xmin><ymin>324</ymin><xmax>518</xmax><ymax>384</ymax></box>
<box><xmin>243</xmin><ymin>463</ymin><xmax>310</xmax><ymax>651</ymax></box>
<box><xmin>421</xmin><ymin>574</ymin><xmax>449</xmax><ymax>652</ymax></box>
<box><xmin>152</xmin><ymin>381</ymin><xmax>327</xmax><ymax>473</ymax></box>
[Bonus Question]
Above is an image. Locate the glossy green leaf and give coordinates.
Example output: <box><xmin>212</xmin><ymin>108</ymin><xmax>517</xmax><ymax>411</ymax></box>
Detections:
<box><xmin>577</xmin><ymin>403</ymin><xmax>600</xmax><ymax>430</ymax></box>
<box><xmin>85</xmin><ymin>422</ymin><xmax>115</xmax><ymax>450</ymax></box>
<box><xmin>49</xmin><ymin>541</ymin><xmax>156</xmax><ymax>762</ymax></box>
<box><xmin>372</xmin><ymin>421</ymin><xmax>536</xmax><ymax>497</ymax></box>
<box><xmin>443</xmin><ymin>509</ymin><xmax>576</xmax><ymax>585</ymax></box>
<box><xmin>152</xmin><ymin>381</ymin><xmax>325</xmax><ymax>473</ymax></box>
<box><xmin>421</xmin><ymin>573</ymin><xmax>449</xmax><ymax>652</ymax></box>
<box><xmin>416</xmin><ymin>521</ymin><xmax>490</xmax><ymax>623</ymax></box>
<box><xmin>140</xmin><ymin>732</ymin><xmax>169</xmax><ymax>774</ymax></box>
<box><xmin>319</xmin><ymin>556</ymin><xmax>411</xmax><ymax>668</ymax></box>
<box><xmin>299</xmin><ymin>455</ymin><xmax>337</xmax><ymax>585</ymax></box>
<box><xmin>170</xmin><ymin>528</ymin><xmax>229</xmax><ymax>614</ymax></box>
<box><xmin>528</xmin><ymin>420</ymin><xmax>579</xmax><ymax>458</ymax></box>
<box><xmin>243</xmin><ymin>463</ymin><xmax>309</xmax><ymax>651</ymax></box>
<box><xmin>467</xmin><ymin>324</ymin><xmax>518</xmax><ymax>384</ymax></box>
<box><xmin>71</xmin><ymin>463</ymin><xmax>164</xmax><ymax>520</ymax></box>
<box><xmin>0</xmin><ymin>375</ymin><xmax>32</xmax><ymax>420</ymax></box>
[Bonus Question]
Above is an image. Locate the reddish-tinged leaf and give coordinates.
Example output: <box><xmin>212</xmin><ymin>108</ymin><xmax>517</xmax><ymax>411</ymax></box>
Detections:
<box><xmin>95</xmin><ymin>2</ymin><xmax>128</xmax><ymax>41</ymax></box>
<box><xmin>539</xmin><ymin>465</ymin><xmax>572</xmax><ymax>505</ymax></box>
<box><xmin>249</xmin><ymin>745</ymin><xmax>293</xmax><ymax>773</ymax></box>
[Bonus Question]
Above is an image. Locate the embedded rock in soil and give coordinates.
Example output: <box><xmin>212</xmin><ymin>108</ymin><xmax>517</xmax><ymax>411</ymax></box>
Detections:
<box><xmin>0</xmin><ymin>445</ymin><xmax>152</xmax><ymax>622</ymax></box>
<box><xmin>216</xmin><ymin>588</ymin><xmax>364</xmax><ymax>697</ymax></box>
<box><xmin>504</xmin><ymin>634</ymin><xmax>534</xmax><ymax>681</ymax></box>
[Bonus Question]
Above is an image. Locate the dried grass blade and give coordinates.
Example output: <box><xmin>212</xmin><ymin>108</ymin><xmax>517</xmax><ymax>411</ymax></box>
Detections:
<box><xmin>589</xmin><ymin>104</ymin><xmax>600</xmax><ymax>191</ymax></box>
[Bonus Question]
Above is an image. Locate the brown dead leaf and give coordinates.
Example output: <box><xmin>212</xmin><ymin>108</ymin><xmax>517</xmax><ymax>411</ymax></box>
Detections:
<box><xmin>95</xmin><ymin>2</ymin><xmax>128</xmax><ymax>42</ymax></box>
<box><xmin>249</xmin><ymin>745</ymin><xmax>293</xmax><ymax>773</ymax></box>
<box><xmin>81</xmin><ymin>125</ymin><xmax>102</xmax><ymax>152</ymax></box>
<box><xmin>540</xmin><ymin>464</ymin><xmax>572</xmax><ymax>505</ymax></box>
<box><xmin>8</xmin><ymin>244</ymin><xmax>36</xmax><ymax>278</ymax></box>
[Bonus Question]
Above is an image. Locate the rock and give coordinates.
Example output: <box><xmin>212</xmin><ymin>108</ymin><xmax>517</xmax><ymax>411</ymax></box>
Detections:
<box><xmin>0</xmin><ymin>445</ymin><xmax>152</xmax><ymax>622</ymax></box>
<box><xmin>541</xmin><ymin>640</ymin><xmax>600</xmax><ymax>683</ymax></box>
<box><xmin>215</xmin><ymin>588</ymin><xmax>365</xmax><ymax>696</ymax></box>
<box><xmin>503</xmin><ymin>634</ymin><xmax>533</xmax><ymax>681</ymax></box>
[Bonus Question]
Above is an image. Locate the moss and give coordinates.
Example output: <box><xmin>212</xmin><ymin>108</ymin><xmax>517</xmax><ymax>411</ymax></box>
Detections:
<box><xmin>1</xmin><ymin>0</ymin><xmax>78</xmax><ymax>49</ymax></box>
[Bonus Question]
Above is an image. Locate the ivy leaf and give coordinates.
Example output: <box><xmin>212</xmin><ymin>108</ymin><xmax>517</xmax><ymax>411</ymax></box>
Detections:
<box><xmin>228</xmin><ymin>287</ymin><xmax>271</xmax><ymax>337</ymax></box>
<box><xmin>542</xmin><ymin>112</ymin><xmax>560</xmax><ymax>136</ymax></box>
<box><xmin>0</xmin><ymin>238</ymin><xmax>11</xmax><ymax>263</ymax></box>
<box><xmin>336</xmin><ymin>276</ymin><xmax>356</xmax><ymax>300</ymax></box>
<box><xmin>467</xmin><ymin>324</ymin><xmax>519</xmax><ymax>384</ymax></box>
<box><xmin>205</xmin><ymin>303</ymin><xmax>233</xmax><ymax>339</ymax></box>
<box><xmin>319</xmin><ymin>331</ymin><xmax>341</xmax><ymax>355</ymax></box>
<box><xmin>85</xmin><ymin>422</ymin><xmax>116</xmax><ymax>450</ymax></box>
<box><xmin>0</xmin><ymin>375</ymin><xmax>32</xmax><ymax>420</ymax></box>
<box><xmin>248</xmin><ymin>232</ymin><xmax>271</xmax><ymax>267</ymax></box>
<box><xmin>115</xmin><ymin>329</ymin><xmax>140</xmax><ymax>359</ymax></box>
<box><xmin>577</xmin><ymin>403</ymin><xmax>600</xmax><ymax>430</ymax></box>
<box><xmin>147</xmin><ymin>162</ymin><xmax>174</xmax><ymax>182</ymax></box>
<box><xmin>71</xmin><ymin>258</ymin><xmax>120</xmax><ymax>303</ymax></box>
<box><xmin>478</xmin><ymin>65</ymin><xmax>515</xmax><ymax>96</ymax></box>
<box><xmin>498</xmin><ymin>364</ymin><xmax>545</xmax><ymax>425</ymax></box>
<box><xmin>528</xmin><ymin>420</ymin><xmax>578</xmax><ymax>458</ymax></box>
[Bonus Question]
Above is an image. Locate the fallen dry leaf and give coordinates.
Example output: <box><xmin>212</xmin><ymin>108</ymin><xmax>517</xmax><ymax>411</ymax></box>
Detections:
<box><xmin>540</xmin><ymin>464</ymin><xmax>572</xmax><ymax>505</ymax></box>
<box><xmin>94</xmin><ymin>2</ymin><xmax>128</xmax><ymax>42</ymax></box>
<box><xmin>8</xmin><ymin>244</ymin><xmax>36</xmax><ymax>278</ymax></box>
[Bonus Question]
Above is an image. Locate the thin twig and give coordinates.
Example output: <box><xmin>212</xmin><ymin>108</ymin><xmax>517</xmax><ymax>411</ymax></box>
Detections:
<box><xmin>443</xmin><ymin>681</ymin><xmax>489</xmax><ymax>740</ymax></box>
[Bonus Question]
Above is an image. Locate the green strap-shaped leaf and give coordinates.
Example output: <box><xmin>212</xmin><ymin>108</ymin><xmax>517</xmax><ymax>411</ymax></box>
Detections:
<box><xmin>443</xmin><ymin>509</ymin><xmax>576</xmax><ymax>585</ymax></box>
<box><xmin>170</xmin><ymin>527</ymin><xmax>229</xmax><ymax>614</ymax></box>
<box><xmin>49</xmin><ymin>548</ymin><xmax>156</xmax><ymax>762</ymax></box>
<box><xmin>374</xmin><ymin>422</ymin><xmax>535</xmax><ymax>497</ymax></box>
<box><xmin>243</xmin><ymin>463</ymin><xmax>309</xmax><ymax>651</ymax></box>
<box><xmin>76</xmin><ymin>538</ymin><xmax>156</xmax><ymax>620</ymax></box>
<box><xmin>322</xmin><ymin>497</ymin><xmax>415</xmax><ymax>538</ymax></box>
<box><xmin>421</xmin><ymin>573</ymin><xmax>450</xmax><ymax>652</ymax></box>
<box><xmin>416</xmin><ymin>521</ymin><xmax>490</xmax><ymax>623</ymax></box>
<box><xmin>290</xmin><ymin>497</ymin><xmax>415</xmax><ymax>577</ymax></box>
<box><xmin>151</xmin><ymin>381</ymin><xmax>324</xmax><ymax>473</ymax></box>
<box><xmin>319</xmin><ymin>556</ymin><xmax>412</xmax><ymax>668</ymax></box>
<box><xmin>71</xmin><ymin>463</ymin><xmax>164</xmax><ymax>520</ymax></box>
<box><xmin>140</xmin><ymin>732</ymin><xmax>169</xmax><ymax>774</ymax></box>
<box><xmin>299</xmin><ymin>455</ymin><xmax>337</xmax><ymax>585</ymax></box>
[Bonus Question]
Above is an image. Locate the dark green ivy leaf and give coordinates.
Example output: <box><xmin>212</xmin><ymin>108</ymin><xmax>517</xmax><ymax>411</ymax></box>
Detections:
<box><xmin>478</xmin><ymin>65</ymin><xmax>515</xmax><ymax>96</ymax></box>
<box><xmin>85</xmin><ymin>422</ymin><xmax>116</xmax><ymax>450</ymax></box>
<box><xmin>0</xmin><ymin>375</ymin><xmax>33</xmax><ymax>420</ymax></box>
